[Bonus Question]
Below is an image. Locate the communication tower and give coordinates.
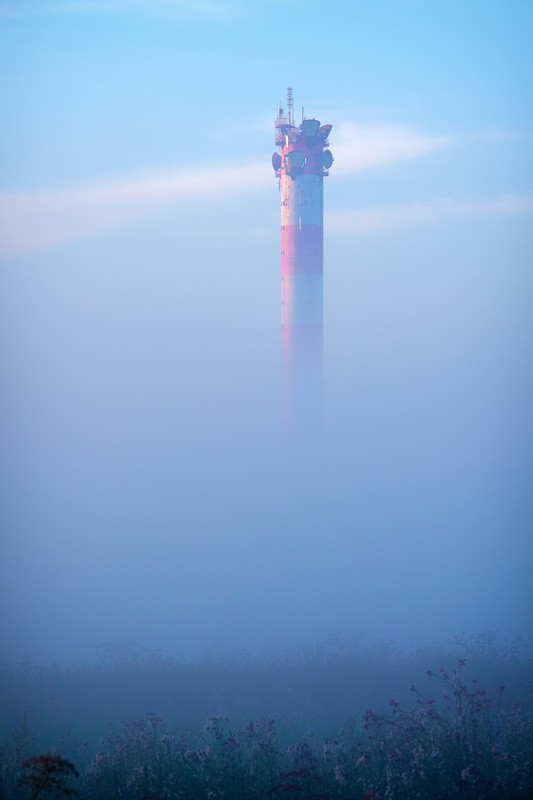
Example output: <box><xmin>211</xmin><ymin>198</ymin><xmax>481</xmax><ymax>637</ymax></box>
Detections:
<box><xmin>272</xmin><ymin>88</ymin><xmax>334</xmax><ymax>434</ymax></box>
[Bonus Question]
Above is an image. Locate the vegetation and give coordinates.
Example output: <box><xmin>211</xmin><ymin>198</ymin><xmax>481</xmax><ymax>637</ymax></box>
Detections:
<box><xmin>1</xmin><ymin>634</ymin><xmax>531</xmax><ymax>799</ymax></box>
<box><xmin>18</xmin><ymin>755</ymin><xmax>78</xmax><ymax>799</ymax></box>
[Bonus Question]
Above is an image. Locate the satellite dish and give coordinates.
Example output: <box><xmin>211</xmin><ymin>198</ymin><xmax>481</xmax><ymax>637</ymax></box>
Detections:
<box><xmin>300</xmin><ymin>119</ymin><xmax>321</xmax><ymax>137</ymax></box>
<box><xmin>322</xmin><ymin>150</ymin><xmax>333</xmax><ymax>169</ymax></box>
<box><xmin>288</xmin><ymin>150</ymin><xmax>306</xmax><ymax>170</ymax></box>
<box><xmin>272</xmin><ymin>152</ymin><xmax>282</xmax><ymax>171</ymax></box>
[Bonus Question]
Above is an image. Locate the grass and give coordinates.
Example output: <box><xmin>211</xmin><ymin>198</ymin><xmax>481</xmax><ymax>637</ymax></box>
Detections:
<box><xmin>1</xmin><ymin>633</ymin><xmax>532</xmax><ymax>799</ymax></box>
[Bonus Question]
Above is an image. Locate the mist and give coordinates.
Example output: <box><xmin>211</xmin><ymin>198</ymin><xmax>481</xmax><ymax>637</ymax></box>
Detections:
<box><xmin>1</xmin><ymin>202</ymin><xmax>531</xmax><ymax>667</ymax></box>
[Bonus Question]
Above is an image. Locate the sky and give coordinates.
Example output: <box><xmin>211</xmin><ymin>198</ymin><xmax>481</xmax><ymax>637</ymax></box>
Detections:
<box><xmin>0</xmin><ymin>0</ymin><xmax>532</xmax><ymax>664</ymax></box>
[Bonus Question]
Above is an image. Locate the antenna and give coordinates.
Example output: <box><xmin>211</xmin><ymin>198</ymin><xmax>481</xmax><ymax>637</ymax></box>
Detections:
<box><xmin>287</xmin><ymin>86</ymin><xmax>294</xmax><ymax>127</ymax></box>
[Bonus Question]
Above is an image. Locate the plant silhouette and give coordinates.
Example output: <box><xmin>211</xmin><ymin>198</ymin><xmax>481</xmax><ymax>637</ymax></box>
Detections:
<box><xmin>18</xmin><ymin>754</ymin><xmax>79</xmax><ymax>799</ymax></box>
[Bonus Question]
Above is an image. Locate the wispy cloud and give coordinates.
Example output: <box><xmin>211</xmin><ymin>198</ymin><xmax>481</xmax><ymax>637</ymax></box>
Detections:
<box><xmin>3</xmin><ymin>122</ymin><xmax>523</xmax><ymax>257</ymax></box>
<box><xmin>332</xmin><ymin>122</ymin><xmax>451</xmax><ymax>175</ymax></box>
<box><xmin>327</xmin><ymin>194</ymin><xmax>533</xmax><ymax>234</ymax></box>
<box><xmin>0</xmin><ymin>161</ymin><xmax>268</xmax><ymax>255</ymax></box>
<box><xmin>0</xmin><ymin>0</ymin><xmax>238</xmax><ymax>19</ymax></box>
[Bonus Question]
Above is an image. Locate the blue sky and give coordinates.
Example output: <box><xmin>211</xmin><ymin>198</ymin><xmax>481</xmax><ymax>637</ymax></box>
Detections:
<box><xmin>1</xmin><ymin>0</ymin><xmax>532</xmax><ymax>662</ymax></box>
<box><xmin>1</xmin><ymin>0</ymin><xmax>532</xmax><ymax>250</ymax></box>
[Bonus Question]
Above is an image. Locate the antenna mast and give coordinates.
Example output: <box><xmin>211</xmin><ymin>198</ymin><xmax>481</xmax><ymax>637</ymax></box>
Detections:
<box><xmin>287</xmin><ymin>86</ymin><xmax>294</xmax><ymax>127</ymax></box>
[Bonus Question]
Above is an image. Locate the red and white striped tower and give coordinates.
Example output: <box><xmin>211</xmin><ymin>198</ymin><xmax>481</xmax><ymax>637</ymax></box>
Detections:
<box><xmin>272</xmin><ymin>87</ymin><xmax>333</xmax><ymax>434</ymax></box>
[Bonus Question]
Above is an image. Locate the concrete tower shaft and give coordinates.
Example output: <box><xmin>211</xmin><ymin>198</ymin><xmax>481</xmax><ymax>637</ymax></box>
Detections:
<box><xmin>280</xmin><ymin>172</ymin><xmax>323</xmax><ymax>326</ymax></box>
